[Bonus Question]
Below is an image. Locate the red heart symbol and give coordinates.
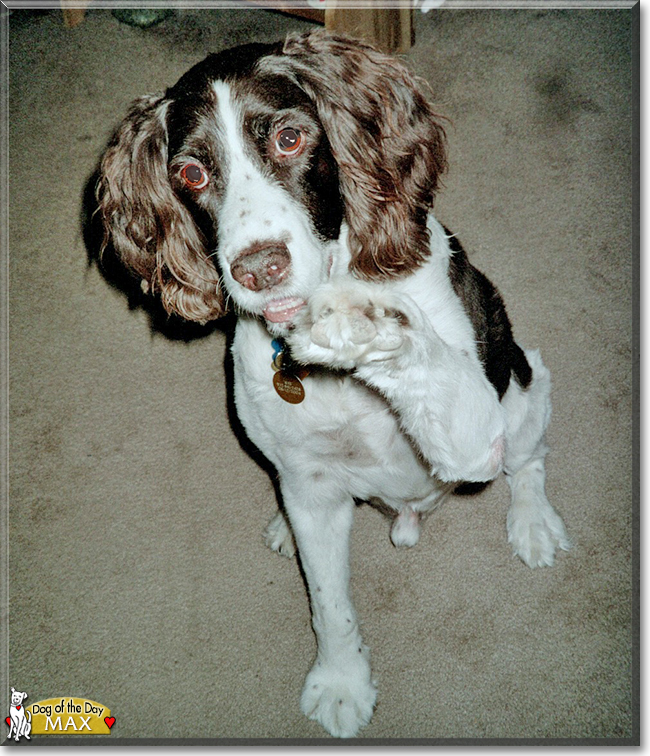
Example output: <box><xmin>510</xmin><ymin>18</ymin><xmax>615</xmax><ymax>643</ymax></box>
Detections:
<box><xmin>5</xmin><ymin>716</ymin><xmax>10</xmax><ymax>726</ymax></box>
<box><xmin>104</xmin><ymin>716</ymin><xmax>115</xmax><ymax>729</ymax></box>
<box><xmin>16</xmin><ymin>706</ymin><xmax>21</xmax><ymax>711</ymax></box>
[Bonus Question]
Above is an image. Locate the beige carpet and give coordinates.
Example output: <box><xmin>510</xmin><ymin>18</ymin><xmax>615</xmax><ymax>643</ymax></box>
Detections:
<box><xmin>5</xmin><ymin>5</ymin><xmax>637</xmax><ymax>743</ymax></box>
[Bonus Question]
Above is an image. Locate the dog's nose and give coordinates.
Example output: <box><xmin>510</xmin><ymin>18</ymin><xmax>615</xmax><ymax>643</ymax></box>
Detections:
<box><xmin>230</xmin><ymin>242</ymin><xmax>291</xmax><ymax>292</ymax></box>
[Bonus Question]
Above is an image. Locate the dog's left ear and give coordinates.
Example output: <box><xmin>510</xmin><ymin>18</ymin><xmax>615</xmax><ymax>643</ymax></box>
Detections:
<box><xmin>260</xmin><ymin>30</ymin><xmax>447</xmax><ymax>280</ymax></box>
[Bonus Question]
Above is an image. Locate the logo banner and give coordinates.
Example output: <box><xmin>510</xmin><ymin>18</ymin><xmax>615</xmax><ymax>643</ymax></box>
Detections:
<box><xmin>26</xmin><ymin>698</ymin><xmax>114</xmax><ymax>735</ymax></box>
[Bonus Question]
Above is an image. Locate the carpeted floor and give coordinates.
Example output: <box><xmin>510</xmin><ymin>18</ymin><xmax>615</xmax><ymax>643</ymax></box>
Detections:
<box><xmin>5</xmin><ymin>4</ymin><xmax>637</xmax><ymax>743</ymax></box>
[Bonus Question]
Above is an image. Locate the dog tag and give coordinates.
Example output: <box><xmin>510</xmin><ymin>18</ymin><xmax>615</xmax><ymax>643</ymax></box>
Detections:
<box><xmin>273</xmin><ymin>370</ymin><xmax>306</xmax><ymax>404</ymax></box>
<box><xmin>271</xmin><ymin>338</ymin><xmax>309</xmax><ymax>404</ymax></box>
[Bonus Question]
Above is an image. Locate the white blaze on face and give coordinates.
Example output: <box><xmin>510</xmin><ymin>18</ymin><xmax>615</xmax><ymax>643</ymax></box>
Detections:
<box><xmin>210</xmin><ymin>80</ymin><xmax>336</xmax><ymax>324</ymax></box>
<box><xmin>212</xmin><ymin>81</ymin><xmax>296</xmax><ymax>257</ymax></box>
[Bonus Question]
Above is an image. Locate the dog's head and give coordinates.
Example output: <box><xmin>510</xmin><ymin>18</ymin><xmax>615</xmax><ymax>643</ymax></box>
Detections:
<box><xmin>10</xmin><ymin>688</ymin><xmax>27</xmax><ymax>707</ymax></box>
<box><xmin>97</xmin><ymin>31</ymin><xmax>447</xmax><ymax>330</ymax></box>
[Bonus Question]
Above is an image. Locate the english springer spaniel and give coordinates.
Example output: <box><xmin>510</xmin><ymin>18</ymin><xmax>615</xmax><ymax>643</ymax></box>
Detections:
<box><xmin>98</xmin><ymin>30</ymin><xmax>570</xmax><ymax>738</ymax></box>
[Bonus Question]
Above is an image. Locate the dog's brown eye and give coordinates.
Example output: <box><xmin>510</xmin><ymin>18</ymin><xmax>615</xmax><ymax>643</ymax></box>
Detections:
<box><xmin>275</xmin><ymin>128</ymin><xmax>303</xmax><ymax>156</ymax></box>
<box><xmin>181</xmin><ymin>162</ymin><xmax>209</xmax><ymax>190</ymax></box>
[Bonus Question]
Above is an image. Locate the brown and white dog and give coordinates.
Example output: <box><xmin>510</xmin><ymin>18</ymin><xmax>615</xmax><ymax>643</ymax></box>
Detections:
<box><xmin>98</xmin><ymin>31</ymin><xmax>569</xmax><ymax>737</ymax></box>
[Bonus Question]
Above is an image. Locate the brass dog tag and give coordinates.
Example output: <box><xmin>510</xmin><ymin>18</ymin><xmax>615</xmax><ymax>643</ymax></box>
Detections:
<box><xmin>273</xmin><ymin>370</ymin><xmax>306</xmax><ymax>404</ymax></box>
<box><xmin>271</xmin><ymin>338</ymin><xmax>309</xmax><ymax>404</ymax></box>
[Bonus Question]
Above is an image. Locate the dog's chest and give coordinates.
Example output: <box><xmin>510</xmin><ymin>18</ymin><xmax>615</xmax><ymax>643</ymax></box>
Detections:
<box><xmin>230</xmin><ymin>319</ymin><xmax>427</xmax><ymax>486</ymax></box>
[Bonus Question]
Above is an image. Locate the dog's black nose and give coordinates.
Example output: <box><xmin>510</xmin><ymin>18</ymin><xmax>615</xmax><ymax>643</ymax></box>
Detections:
<box><xmin>231</xmin><ymin>242</ymin><xmax>291</xmax><ymax>292</ymax></box>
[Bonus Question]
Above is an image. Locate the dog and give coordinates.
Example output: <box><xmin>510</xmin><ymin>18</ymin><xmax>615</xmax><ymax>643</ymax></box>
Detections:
<box><xmin>97</xmin><ymin>30</ymin><xmax>570</xmax><ymax>738</ymax></box>
<box><xmin>8</xmin><ymin>688</ymin><xmax>31</xmax><ymax>741</ymax></box>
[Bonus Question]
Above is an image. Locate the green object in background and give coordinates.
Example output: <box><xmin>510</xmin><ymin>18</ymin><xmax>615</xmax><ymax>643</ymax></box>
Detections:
<box><xmin>112</xmin><ymin>8</ymin><xmax>174</xmax><ymax>28</ymax></box>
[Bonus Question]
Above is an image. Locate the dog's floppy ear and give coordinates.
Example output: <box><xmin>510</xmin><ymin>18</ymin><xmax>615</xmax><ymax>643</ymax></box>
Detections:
<box><xmin>97</xmin><ymin>94</ymin><xmax>225</xmax><ymax>323</ymax></box>
<box><xmin>260</xmin><ymin>30</ymin><xmax>447</xmax><ymax>280</ymax></box>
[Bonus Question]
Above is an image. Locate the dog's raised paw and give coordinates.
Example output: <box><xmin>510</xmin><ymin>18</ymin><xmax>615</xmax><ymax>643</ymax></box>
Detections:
<box><xmin>289</xmin><ymin>281</ymin><xmax>411</xmax><ymax>370</ymax></box>
<box><xmin>310</xmin><ymin>303</ymin><xmax>380</xmax><ymax>349</ymax></box>
<box><xmin>300</xmin><ymin>659</ymin><xmax>377</xmax><ymax>738</ymax></box>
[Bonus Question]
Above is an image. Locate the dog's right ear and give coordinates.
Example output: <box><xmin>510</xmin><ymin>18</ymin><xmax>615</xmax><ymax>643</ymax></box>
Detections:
<box><xmin>97</xmin><ymin>94</ymin><xmax>225</xmax><ymax>323</ymax></box>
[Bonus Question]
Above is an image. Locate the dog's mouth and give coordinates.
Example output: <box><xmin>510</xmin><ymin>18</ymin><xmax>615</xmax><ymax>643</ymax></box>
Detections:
<box><xmin>263</xmin><ymin>297</ymin><xmax>306</xmax><ymax>324</ymax></box>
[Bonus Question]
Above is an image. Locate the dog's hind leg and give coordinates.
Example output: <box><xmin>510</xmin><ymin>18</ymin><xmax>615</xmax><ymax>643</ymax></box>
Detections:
<box><xmin>502</xmin><ymin>349</ymin><xmax>570</xmax><ymax>568</ymax></box>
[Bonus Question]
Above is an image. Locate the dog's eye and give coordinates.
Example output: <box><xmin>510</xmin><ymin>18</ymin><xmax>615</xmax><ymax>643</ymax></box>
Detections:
<box><xmin>275</xmin><ymin>128</ymin><xmax>303</xmax><ymax>156</ymax></box>
<box><xmin>180</xmin><ymin>162</ymin><xmax>209</xmax><ymax>190</ymax></box>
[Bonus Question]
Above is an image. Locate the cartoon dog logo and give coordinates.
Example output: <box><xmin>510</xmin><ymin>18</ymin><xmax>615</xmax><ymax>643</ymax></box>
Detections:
<box><xmin>7</xmin><ymin>687</ymin><xmax>31</xmax><ymax>741</ymax></box>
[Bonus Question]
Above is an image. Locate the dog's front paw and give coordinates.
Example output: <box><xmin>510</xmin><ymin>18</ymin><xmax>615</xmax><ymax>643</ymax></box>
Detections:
<box><xmin>301</xmin><ymin>656</ymin><xmax>377</xmax><ymax>738</ymax></box>
<box><xmin>507</xmin><ymin>502</ymin><xmax>571</xmax><ymax>568</ymax></box>
<box><xmin>288</xmin><ymin>281</ymin><xmax>413</xmax><ymax>370</ymax></box>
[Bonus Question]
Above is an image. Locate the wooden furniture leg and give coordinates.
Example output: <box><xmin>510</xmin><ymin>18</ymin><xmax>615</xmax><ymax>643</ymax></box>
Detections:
<box><xmin>325</xmin><ymin>1</ymin><xmax>413</xmax><ymax>53</ymax></box>
<box><xmin>61</xmin><ymin>1</ymin><xmax>89</xmax><ymax>27</ymax></box>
